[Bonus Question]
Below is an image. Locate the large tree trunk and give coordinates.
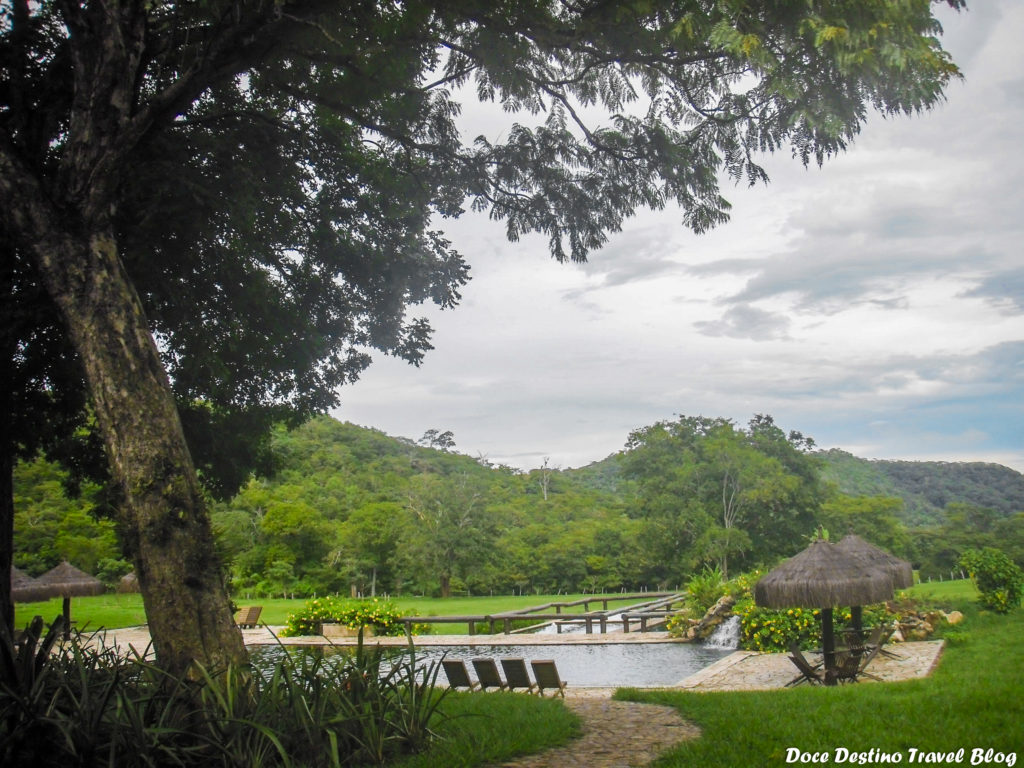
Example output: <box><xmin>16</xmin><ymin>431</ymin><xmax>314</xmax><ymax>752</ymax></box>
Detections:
<box><xmin>1</xmin><ymin>267</ymin><xmax>14</xmax><ymax>633</ymax></box>
<box><xmin>0</xmin><ymin>0</ymin><xmax>247</xmax><ymax>672</ymax></box>
<box><xmin>0</xmin><ymin>445</ymin><xmax>12</xmax><ymax>635</ymax></box>
<box><xmin>29</xmin><ymin>221</ymin><xmax>247</xmax><ymax>675</ymax></box>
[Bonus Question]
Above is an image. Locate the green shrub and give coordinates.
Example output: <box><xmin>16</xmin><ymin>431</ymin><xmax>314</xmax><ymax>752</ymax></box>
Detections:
<box><xmin>959</xmin><ymin>547</ymin><xmax>1024</xmax><ymax>613</ymax></box>
<box><xmin>725</xmin><ymin>569</ymin><xmax>763</xmax><ymax>599</ymax></box>
<box><xmin>281</xmin><ymin>596</ymin><xmax>415</xmax><ymax>637</ymax></box>
<box><xmin>1</xmin><ymin>615</ymin><xmax>448</xmax><ymax>767</ymax></box>
<box><xmin>664</xmin><ymin>612</ymin><xmax>690</xmax><ymax>636</ymax></box>
<box><xmin>685</xmin><ymin>566</ymin><xmax>726</xmax><ymax>615</ymax></box>
<box><xmin>941</xmin><ymin>627</ymin><xmax>970</xmax><ymax>646</ymax></box>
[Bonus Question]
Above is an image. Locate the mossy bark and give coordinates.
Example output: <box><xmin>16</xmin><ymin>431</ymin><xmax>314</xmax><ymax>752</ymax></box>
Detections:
<box><xmin>32</xmin><ymin>225</ymin><xmax>247</xmax><ymax>675</ymax></box>
<box><xmin>0</xmin><ymin>1</ymin><xmax>247</xmax><ymax>675</ymax></box>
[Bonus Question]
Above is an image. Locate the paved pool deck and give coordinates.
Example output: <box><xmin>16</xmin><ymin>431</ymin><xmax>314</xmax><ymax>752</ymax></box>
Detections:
<box><xmin>86</xmin><ymin>626</ymin><xmax>944</xmax><ymax>693</ymax></box>
<box><xmin>673</xmin><ymin>639</ymin><xmax>944</xmax><ymax>691</ymax></box>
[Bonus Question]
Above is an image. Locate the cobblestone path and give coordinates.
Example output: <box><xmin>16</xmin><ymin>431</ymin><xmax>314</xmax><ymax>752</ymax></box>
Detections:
<box><xmin>489</xmin><ymin>697</ymin><xmax>699</xmax><ymax>768</ymax></box>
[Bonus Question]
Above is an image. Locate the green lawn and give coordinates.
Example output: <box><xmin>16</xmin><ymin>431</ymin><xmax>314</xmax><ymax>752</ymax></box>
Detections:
<box><xmin>389</xmin><ymin>692</ymin><xmax>581</xmax><ymax>768</ymax></box>
<box><xmin>14</xmin><ymin>591</ymin><xmax>651</xmax><ymax>632</ymax></box>
<box><xmin>616</xmin><ymin>580</ymin><xmax>1022</xmax><ymax>768</ymax></box>
<box><xmin>14</xmin><ymin>592</ymin><xmax>148</xmax><ymax>631</ymax></box>
<box><xmin>16</xmin><ymin>580</ymin><xmax>1020</xmax><ymax>767</ymax></box>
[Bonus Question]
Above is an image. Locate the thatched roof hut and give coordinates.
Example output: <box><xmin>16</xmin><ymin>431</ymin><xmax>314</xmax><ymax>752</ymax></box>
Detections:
<box><xmin>754</xmin><ymin>539</ymin><xmax>894</xmax><ymax>609</ymax></box>
<box><xmin>35</xmin><ymin>561</ymin><xmax>105</xmax><ymax>598</ymax></box>
<box><xmin>11</xmin><ymin>566</ymin><xmax>51</xmax><ymax>603</ymax></box>
<box><xmin>836</xmin><ymin>534</ymin><xmax>914</xmax><ymax>590</ymax></box>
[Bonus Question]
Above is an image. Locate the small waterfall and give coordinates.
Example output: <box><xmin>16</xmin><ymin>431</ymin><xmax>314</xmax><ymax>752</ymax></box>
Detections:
<box><xmin>703</xmin><ymin>615</ymin><xmax>741</xmax><ymax>649</ymax></box>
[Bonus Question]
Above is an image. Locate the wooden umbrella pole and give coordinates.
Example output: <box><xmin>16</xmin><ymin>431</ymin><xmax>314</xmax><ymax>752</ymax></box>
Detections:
<box><xmin>851</xmin><ymin>605</ymin><xmax>864</xmax><ymax>641</ymax></box>
<box><xmin>821</xmin><ymin>607</ymin><xmax>837</xmax><ymax>686</ymax></box>
<box><xmin>62</xmin><ymin>595</ymin><xmax>71</xmax><ymax>639</ymax></box>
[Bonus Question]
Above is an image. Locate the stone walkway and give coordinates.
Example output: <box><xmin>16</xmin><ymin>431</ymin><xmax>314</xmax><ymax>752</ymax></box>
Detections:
<box><xmin>490</xmin><ymin>698</ymin><xmax>700</xmax><ymax>768</ymax></box>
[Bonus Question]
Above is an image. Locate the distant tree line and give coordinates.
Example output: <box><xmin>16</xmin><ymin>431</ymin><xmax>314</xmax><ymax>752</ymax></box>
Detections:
<box><xmin>13</xmin><ymin>415</ymin><xmax>1024</xmax><ymax>597</ymax></box>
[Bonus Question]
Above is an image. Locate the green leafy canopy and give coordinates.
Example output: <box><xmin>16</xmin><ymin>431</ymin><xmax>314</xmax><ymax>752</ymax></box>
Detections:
<box><xmin>1</xmin><ymin>0</ymin><xmax>965</xmax><ymax>490</ymax></box>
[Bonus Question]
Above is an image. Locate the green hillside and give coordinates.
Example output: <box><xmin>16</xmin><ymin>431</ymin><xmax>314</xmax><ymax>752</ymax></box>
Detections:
<box><xmin>14</xmin><ymin>415</ymin><xmax>1024</xmax><ymax>595</ymax></box>
<box><xmin>570</xmin><ymin>447</ymin><xmax>1024</xmax><ymax>528</ymax></box>
<box><xmin>816</xmin><ymin>449</ymin><xmax>1024</xmax><ymax>526</ymax></box>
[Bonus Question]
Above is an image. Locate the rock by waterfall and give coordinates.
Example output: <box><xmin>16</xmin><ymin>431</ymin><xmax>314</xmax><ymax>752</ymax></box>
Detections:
<box><xmin>682</xmin><ymin>594</ymin><xmax>736</xmax><ymax>642</ymax></box>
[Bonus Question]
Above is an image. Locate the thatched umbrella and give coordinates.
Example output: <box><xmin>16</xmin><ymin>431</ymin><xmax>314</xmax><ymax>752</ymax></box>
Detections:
<box><xmin>754</xmin><ymin>539</ymin><xmax>895</xmax><ymax>684</ymax></box>
<box><xmin>11</xmin><ymin>566</ymin><xmax>51</xmax><ymax>603</ymax></box>
<box><xmin>35</xmin><ymin>561</ymin><xmax>105</xmax><ymax>637</ymax></box>
<box><xmin>836</xmin><ymin>534</ymin><xmax>914</xmax><ymax>637</ymax></box>
<box><xmin>836</xmin><ymin>534</ymin><xmax>913</xmax><ymax>589</ymax></box>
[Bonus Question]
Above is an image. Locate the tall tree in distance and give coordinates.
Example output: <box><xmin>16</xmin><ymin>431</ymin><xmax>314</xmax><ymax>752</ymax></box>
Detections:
<box><xmin>404</xmin><ymin>472</ymin><xmax>494</xmax><ymax>598</ymax></box>
<box><xmin>1</xmin><ymin>0</ymin><xmax>964</xmax><ymax>673</ymax></box>
<box><xmin>623</xmin><ymin>414</ymin><xmax>823</xmax><ymax>578</ymax></box>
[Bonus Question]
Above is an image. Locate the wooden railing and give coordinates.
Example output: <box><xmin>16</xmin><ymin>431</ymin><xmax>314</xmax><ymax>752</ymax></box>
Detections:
<box><xmin>398</xmin><ymin>592</ymin><xmax>687</xmax><ymax>635</ymax></box>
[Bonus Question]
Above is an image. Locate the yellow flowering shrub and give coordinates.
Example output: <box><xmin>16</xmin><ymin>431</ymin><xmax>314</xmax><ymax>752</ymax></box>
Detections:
<box><xmin>281</xmin><ymin>597</ymin><xmax>418</xmax><ymax>637</ymax></box>
<box><xmin>737</xmin><ymin>598</ymin><xmax>820</xmax><ymax>652</ymax></box>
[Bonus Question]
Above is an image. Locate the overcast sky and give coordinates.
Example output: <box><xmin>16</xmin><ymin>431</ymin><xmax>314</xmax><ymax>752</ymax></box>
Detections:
<box><xmin>334</xmin><ymin>1</ymin><xmax>1024</xmax><ymax>474</ymax></box>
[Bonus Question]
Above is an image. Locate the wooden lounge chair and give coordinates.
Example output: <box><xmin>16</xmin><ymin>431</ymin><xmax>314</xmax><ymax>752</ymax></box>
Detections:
<box><xmin>235</xmin><ymin>606</ymin><xmax>262</xmax><ymax>629</ymax></box>
<box><xmin>853</xmin><ymin>641</ymin><xmax>883</xmax><ymax>682</ymax></box>
<box><xmin>530</xmin><ymin>660</ymin><xmax>567</xmax><ymax>697</ymax></box>
<box><xmin>471</xmin><ymin>658</ymin><xmax>507</xmax><ymax>691</ymax></box>
<box><xmin>849</xmin><ymin>624</ymin><xmax>896</xmax><ymax>669</ymax></box>
<box><xmin>441</xmin><ymin>659</ymin><xmax>480</xmax><ymax>691</ymax></box>
<box><xmin>785</xmin><ymin>644</ymin><xmax>825</xmax><ymax>687</ymax></box>
<box><xmin>500</xmin><ymin>658</ymin><xmax>538</xmax><ymax>693</ymax></box>
<box><xmin>829</xmin><ymin>648</ymin><xmax>864</xmax><ymax>684</ymax></box>
<box><xmin>873</xmin><ymin>622</ymin><xmax>902</xmax><ymax>659</ymax></box>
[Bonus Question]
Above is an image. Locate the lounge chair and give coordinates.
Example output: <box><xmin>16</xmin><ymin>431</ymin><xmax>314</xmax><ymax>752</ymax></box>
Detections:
<box><xmin>235</xmin><ymin>606</ymin><xmax>263</xmax><ymax>628</ymax></box>
<box><xmin>471</xmin><ymin>658</ymin><xmax>507</xmax><ymax>691</ymax></box>
<box><xmin>531</xmin><ymin>660</ymin><xmax>567</xmax><ymax>697</ymax></box>
<box><xmin>855</xmin><ymin>624</ymin><xmax>885</xmax><ymax>649</ymax></box>
<box><xmin>851</xmin><ymin>623</ymin><xmax>899</xmax><ymax>665</ymax></box>
<box><xmin>500</xmin><ymin>658</ymin><xmax>538</xmax><ymax>693</ymax></box>
<box><xmin>441</xmin><ymin>659</ymin><xmax>480</xmax><ymax>691</ymax></box>
<box><xmin>853</xmin><ymin>641</ymin><xmax>883</xmax><ymax>682</ymax></box>
<box><xmin>829</xmin><ymin>648</ymin><xmax>863</xmax><ymax>684</ymax></box>
<box><xmin>785</xmin><ymin>644</ymin><xmax>825</xmax><ymax>687</ymax></box>
<box><xmin>873</xmin><ymin>622</ymin><xmax>902</xmax><ymax>659</ymax></box>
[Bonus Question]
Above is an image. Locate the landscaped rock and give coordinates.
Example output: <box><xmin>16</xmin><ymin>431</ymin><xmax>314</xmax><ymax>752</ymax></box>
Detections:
<box><xmin>946</xmin><ymin>610</ymin><xmax>964</xmax><ymax>625</ymax></box>
<box><xmin>683</xmin><ymin>595</ymin><xmax>736</xmax><ymax>642</ymax></box>
<box><xmin>891</xmin><ymin>607</ymin><xmax>946</xmax><ymax>642</ymax></box>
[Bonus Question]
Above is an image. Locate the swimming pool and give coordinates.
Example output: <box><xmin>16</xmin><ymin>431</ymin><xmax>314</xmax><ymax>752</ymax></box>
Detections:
<box><xmin>252</xmin><ymin>642</ymin><xmax>733</xmax><ymax>688</ymax></box>
<box><xmin>418</xmin><ymin>643</ymin><xmax>732</xmax><ymax>687</ymax></box>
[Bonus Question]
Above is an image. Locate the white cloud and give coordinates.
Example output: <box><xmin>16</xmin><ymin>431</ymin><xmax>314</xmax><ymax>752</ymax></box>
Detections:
<box><xmin>335</xmin><ymin>0</ymin><xmax>1024</xmax><ymax>474</ymax></box>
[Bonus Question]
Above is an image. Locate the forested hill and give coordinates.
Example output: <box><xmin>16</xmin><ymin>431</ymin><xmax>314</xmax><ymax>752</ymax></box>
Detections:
<box><xmin>815</xmin><ymin>449</ymin><xmax>1024</xmax><ymax>526</ymax></box>
<box><xmin>14</xmin><ymin>415</ymin><xmax>1024</xmax><ymax>596</ymax></box>
<box><xmin>564</xmin><ymin>447</ymin><xmax>1024</xmax><ymax>528</ymax></box>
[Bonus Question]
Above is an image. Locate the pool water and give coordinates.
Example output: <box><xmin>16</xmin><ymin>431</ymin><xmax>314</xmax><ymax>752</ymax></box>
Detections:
<box><xmin>252</xmin><ymin>642</ymin><xmax>733</xmax><ymax>688</ymax></box>
<box><xmin>419</xmin><ymin>644</ymin><xmax>732</xmax><ymax>687</ymax></box>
